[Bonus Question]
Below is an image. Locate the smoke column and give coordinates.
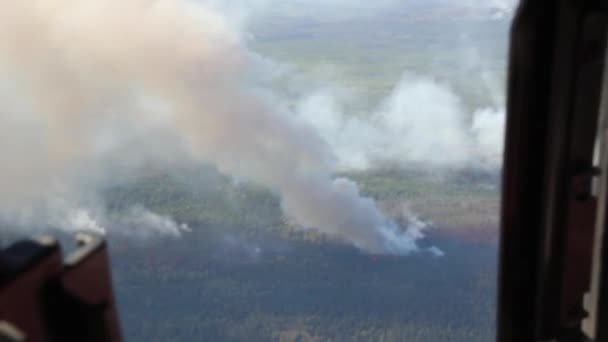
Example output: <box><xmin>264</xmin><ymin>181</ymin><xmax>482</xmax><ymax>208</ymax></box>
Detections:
<box><xmin>0</xmin><ymin>0</ymin><xmax>436</xmax><ymax>255</ymax></box>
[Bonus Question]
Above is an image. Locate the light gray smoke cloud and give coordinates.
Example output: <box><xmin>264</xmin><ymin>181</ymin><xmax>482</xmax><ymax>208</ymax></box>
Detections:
<box><xmin>294</xmin><ymin>75</ymin><xmax>505</xmax><ymax>170</ymax></box>
<box><xmin>0</xmin><ymin>193</ymin><xmax>189</xmax><ymax>240</ymax></box>
<box><xmin>111</xmin><ymin>205</ymin><xmax>192</xmax><ymax>239</ymax></box>
<box><xmin>53</xmin><ymin>204</ymin><xmax>191</xmax><ymax>239</ymax></box>
<box><xmin>0</xmin><ymin>0</ymin><xmax>436</xmax><ymax>255</ymax></box>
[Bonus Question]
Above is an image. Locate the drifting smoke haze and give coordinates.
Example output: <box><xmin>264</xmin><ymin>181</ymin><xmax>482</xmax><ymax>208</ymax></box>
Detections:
<box><xmin>0</xmin><ymin>0</ymin><xmax>509</xmax><ymax>255</ymax></box>
<box><xmin>295</xmin><ymin>76</ymin><xmax>505</xmax><ymax>170</ymax></box>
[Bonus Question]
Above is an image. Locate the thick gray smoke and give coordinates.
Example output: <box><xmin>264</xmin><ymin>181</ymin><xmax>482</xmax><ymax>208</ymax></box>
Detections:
<box><xmin>0</xmin><ymin>0</ymin><xmax>443</xmax><ymax>255</ymax></box>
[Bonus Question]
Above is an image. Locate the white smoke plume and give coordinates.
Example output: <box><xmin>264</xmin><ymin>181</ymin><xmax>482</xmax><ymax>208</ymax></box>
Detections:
<box><xmin>110</xmin><ymin>205</ymin><xmax>192</xmax><ymax>239</ymax></box>
<box><xmin>0</xmin><ymin>0</ymin><xmax>438</xmax><ymax>255</ymax></box>
<box><xmin>294</xmin><ymin>75</ymin><xmax>505</xmax><ymax>170</ymax></box>
<box><xmin>51</xmin><ymin>205</ymin><xmax>191</xmax><ymax>240</ymax></box>
<box><xmin>0</xmin><ymin>194</ymin><xmax>189</xmax><ymax>240</ymax></box>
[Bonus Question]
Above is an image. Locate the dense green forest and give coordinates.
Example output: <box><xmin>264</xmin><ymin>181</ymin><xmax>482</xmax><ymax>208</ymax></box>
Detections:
<box><xmin>101</xmin><ymin>163</ymin><xmax>499</xmax><ymax>341</ymax></box>
<box><xmin>112</xmin><ymin>235</ymin><xmax>496</xmax><ymax>341</ymax></box>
